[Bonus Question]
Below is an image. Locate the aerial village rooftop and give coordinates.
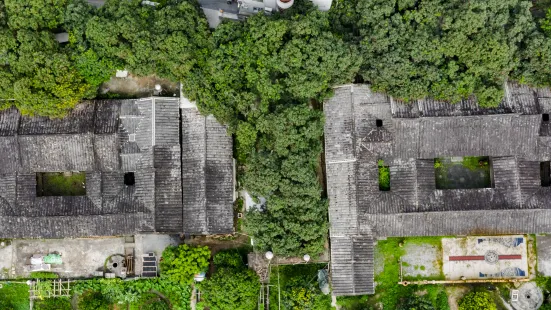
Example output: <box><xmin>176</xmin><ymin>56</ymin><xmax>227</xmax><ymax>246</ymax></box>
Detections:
<box><xmin>325</xmin><ymin>83</ymin><xmax>551</xmax><ymax>296</ymax></box>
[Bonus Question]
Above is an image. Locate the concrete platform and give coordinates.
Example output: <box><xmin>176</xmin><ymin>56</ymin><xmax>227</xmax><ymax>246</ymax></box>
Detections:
<box><xmin>442</xmin><ymin>235</ymin><xmax>528</xmax><ymax>280</ymax></box>
<box><xmin>537</xmin><ymin>235</ymin><xmax>551</xmax><ymax>276</ymax></box>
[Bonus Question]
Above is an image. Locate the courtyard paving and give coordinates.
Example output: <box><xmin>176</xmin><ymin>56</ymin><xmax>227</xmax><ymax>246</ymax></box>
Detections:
<box><xmin>401</xmin><ymin>242</ymin><xmax>441</xmax><ymax>279</ymax></box>
<box><xmin>442</xmin><ymin>235</ymin><xmax>528</xmax><ymax>280</ymax></box>
<box><xmin>0</xmin><ymin>234</ymin><xmax>182</xmax><ymax>279</ymax></box>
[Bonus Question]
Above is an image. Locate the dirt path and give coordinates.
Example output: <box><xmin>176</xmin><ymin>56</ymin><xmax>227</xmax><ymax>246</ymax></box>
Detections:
<box><xmin>446</xmin><ymin>285</ymin><xmax>469</xmax><ymax>310</ymax></box>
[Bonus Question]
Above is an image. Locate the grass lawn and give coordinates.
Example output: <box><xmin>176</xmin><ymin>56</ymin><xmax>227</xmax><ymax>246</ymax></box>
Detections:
<box><xmin>37</xmin><ymin>172</ymin><xmax>86</xmax><ymax>196</ymax></box>
<box><xmin>0</xmin><ymin>283</ymin><xmax>30</xmax><ymax>310</ymax></box>
<box><xmin>269</xmin><ymin>263</ymin><xmax>332</xmax><ymax>310</ymax></box>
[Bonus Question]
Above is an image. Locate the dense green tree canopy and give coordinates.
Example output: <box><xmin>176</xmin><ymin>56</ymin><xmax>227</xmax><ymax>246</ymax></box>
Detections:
<box><xmin>160</xmin><ymin>244</ymin><xmax>210</xmax><ymax>285</ymax></box>
<box><xmin>241</xmin><ymin>105</ymin><xmax>327</xmax><ymax>255</ymax></box>
<box><xmin>83</xmin><ymin>0</ymin><xmax>211</xmax><ymax>82</ymax></box>
<box><xmin>184</xmin><ymin>11</ymin><xmax>360</xmax><ymax>127</ymax></box>
<box><xmin>198</xmin><ymin>251</ymin><xmax>260</xmax><ymax>310</ymax></box>
<box><xmin>458</xmin><ymin>291</ymin><xmax>496</xmax><ymax>310</ymax></box>
<box><xmin>0</xmin><ymin>0</ymin><xmax>93</xmax><ymax>116</ymax></box>
<box><xmin>331</xmin><ymin>0</ymin><xmax>542</xmax><ymax>107</ymax></box>
<box><xmin>183</xmin><ymin>9</ymin><xmax>355</xmax><ymax>256</ymax></box>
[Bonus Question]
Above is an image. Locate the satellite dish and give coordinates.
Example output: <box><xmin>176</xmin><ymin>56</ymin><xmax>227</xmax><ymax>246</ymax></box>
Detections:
<box><xmin>155</xmin><ymin>84</ymin><xmax>162</xmax><ymax>91</ymax></box>
<box><xmin>265</xmin><ymin>251</ymin><xmax>274</xmax><ymax>260</ymax></box>
<box><xmin>303</xmin><ymin>254</ymin><xmax>311</xmax><ymax>262</ymax></box>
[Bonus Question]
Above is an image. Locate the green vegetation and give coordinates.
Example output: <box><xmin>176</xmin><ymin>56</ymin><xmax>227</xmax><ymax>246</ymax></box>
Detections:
<box><xmin>434</xmin><ymin>157</ymin><xmax>492</xmax><ymax>189</ymax></box>
<box><xmin>198</xmin><ymin>250</ymin><xmax>260</xmax><ymax>310</ymax></box>
<box><xmin>378</xmin><ymin>159</ymin><xmax>390</xmax><ymax>191</ymax></box>
<box><xmin>458</xmin><ymin>291</ymin><xmax>497</xmax><ymax>310</ymax></box>
<box><xmin>34</xmin><ymin>297</ymin><xmax>72</xmax><ymax>310</ymax></box>
<box><xmin>160</xmin><ymin>244</ymin><xmax>210</xmax><ymax>285</ymax></box>
<box><xmin>1</xmin><ymin>0</ymin><xmax>551</xmax><ymax>259</ymax></box>
<box><xmin>0</xmin><ymin>282</ymin><xmax>30</xmax><ymax>310</ymax></box>
<box><xmin>336</xmin><ymin>295</ymin><xmax>373</xmax><ymax>310</ymax></box>
<box><xmin>189</xmin><ymin>9</ymin><xmax>358</xmax><ymax>256</ymax></box>
<box><xmin>36</xmin><ymin>172</ymin><xmax>86</xmax><ymax>196</ymax></box>
<box><xmin>331</xmin><ymin>0</ymin><xmax>551</xmax><ymax>107</ymax></box>
<box><xmin>30</xmin><ymin>271</ymin><xmax>59</xmax><ymax>279</ymax></box>
<box><xmin>374</xmin><ymin>237</ymin><xmax>447</xmax><ymax>309</ymax></box>
<box><xmin>74</xmin><ymin>278</ymin><xmax>191</xmax><ymax>310</ymax></box>
<box><xmin>0</xmin><ymin>0</ymin><xmax>95</xmax><ymax>116</ymax></box>
<box><xmin>268</xmin><ymin>263</ymin><xmax>332</xmax><ymax>310</ymax></box>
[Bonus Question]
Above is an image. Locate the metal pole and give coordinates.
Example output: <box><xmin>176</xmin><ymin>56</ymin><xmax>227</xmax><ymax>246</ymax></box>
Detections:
<box><xmin>277</xmin><ymin>257</ymin><xmax>281</xmax><ymax>310</ymax></box>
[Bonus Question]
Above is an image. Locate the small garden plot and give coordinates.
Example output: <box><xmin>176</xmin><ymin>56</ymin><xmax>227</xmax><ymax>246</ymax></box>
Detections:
<box><xmin>434</xmin><ymin>156</ymin><xmax>492</xmax><ymax>189</ymax></box>
<box><xmin>36</xmin><ymin>172</ymin><xmax>86</xmax><ymax>196</ymax></box>
<box><xmin>269</xmin><ymin>263</ymin><xmax>332</xmax><ymax>310</ymax></box>
<box><xmin>0</xmin><ymin>282</ymin><xmax>30</xmax><ymax>310</ymax></box>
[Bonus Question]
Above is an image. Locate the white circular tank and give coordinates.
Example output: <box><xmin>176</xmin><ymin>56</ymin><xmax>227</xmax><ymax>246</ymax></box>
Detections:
<box><xmin>277</xmin><ymin>0</ymin><xmax>294</xmax><ymax>10</ymax></box>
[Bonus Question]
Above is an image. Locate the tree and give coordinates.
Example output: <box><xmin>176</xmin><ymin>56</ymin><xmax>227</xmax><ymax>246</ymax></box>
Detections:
<box><xmin>198</xmin><ymin>250</ymin><xmax>260</xmax><ymax>310</ymax></box>
<box><xmin>160</xmin><ymin>244</ymin><xmax>210</xmax><ymax>285</ymax></box>
<box><xmin>330</xmin><ymin>0</ymin><xmax>538</xmax><ymax>107</ymax></box>
<box><xmin>183</xmin><ymin>10</ymin><xmax>360</xmax><ymax>127</ymax></box>
<box><xmin>83</xmin><ymin>0</ymin><xmax>211</xmax><ymax>82</ymax></box>
<box><xmin>198</xmin><ymin>268</ymin><xmax>260</xmax><ymax>310</ymax></box>
<box><xmin>513</xmin><ymin>6</ymin><xmax>551</xmax><ymax>87</ymax></box>
<box><xmin>77</xmin><ymin>291</ymin><xmax>111</xmax><ymax>310</ymax></box>
<box><xmin>4</xmin><ymin>0</ymin><xmax>69</xmax><ymax>30</ymax></box>
<box><xmin>0</xmin><ymin>0</ymin><xmax>94</xmax><ymax>116</ymax></box>
<box><xmin>458</xmin><ymin>291</ymin><xmax>497</xmax><ymax>310</ymax></box>
<box><xmin>241</xmin><ymin>105</ymin><xmax>328</xmax><ymax>256</ymax></box>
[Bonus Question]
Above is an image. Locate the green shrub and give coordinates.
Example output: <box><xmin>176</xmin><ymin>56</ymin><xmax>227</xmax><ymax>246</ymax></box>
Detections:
<box><xmin>458</xmin><ymin>291</ymin><xmax>496</xmax><ymax>310</ymax></box>
<box><xmin>34</xmin><ymin>297</ymin><xmax>72</xmax><ymax>310</ymax></box>
<box><xmin>198</xmin><ymin>267</ymin><xmax>260</xmax><ymax>310</ymax></box>
<box><xmin>0</xmin><ymin>283</ymin><xmax>30</xmax><ymax>310</ymax></box>
<box><xmin>30</xmin><ymin>271</ymin><xmax>59</xmax><ymax>279</ymax></box>
<box><xmin>77</xmin><ymin>291</ymin><xmax>111</xmax><ymax>310</ymax></box>
<box><xmin>213</xmin><ymin>250</ymin><xmax>243</xmax><ymax>268</ymax></box>
<box><xmin>160</xmin><ymin>244</ymin><xmax>211</xmax><ymax>284</ymax></box>
<box><xmin>378</xmin><ymin>159</ymin><xmax>390</xmax><ymax>191</ymax></box>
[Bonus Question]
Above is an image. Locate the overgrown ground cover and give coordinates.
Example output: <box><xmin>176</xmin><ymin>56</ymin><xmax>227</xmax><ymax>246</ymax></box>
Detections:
<box><xmin>0</xmin><ymin>282</ymin><xmax>30</xmax><ymax>310</ymax></box>
<box><xmin>74</xmin><ymin>278</ymin><xmax>188</xmax><ymax>310</ymax></box>
<box><xmin>338</xmin><ymin>237</ymin><xmax>449</xmax><ymax>310</ymax></box>
<box><xmin>268</xmin><ymin>263</ymin><xmax>332</xmax><ymax>310</ymax></box>
<box><xmin>36</xmin><ymin>172</ymin><xmax>86</xmax><ymax>196</ymax></box>
<box><xmin>434</xmin><ymin>156</ymin><xmax>492</xmax><ymax>189</ymax></box>
<box><xmin>34</xmin><ymin>297</ymin><xmax>72</xmax><ymax>310</ymax></box>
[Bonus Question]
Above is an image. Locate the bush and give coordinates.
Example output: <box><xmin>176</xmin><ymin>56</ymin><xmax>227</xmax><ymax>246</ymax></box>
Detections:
<box><xmin>458</xmin><ymin>291</ymin><xmax>496</xmax><ymax>310</ymax></box>
<box><xmin>213</xmin><ymin>250</ymin><xmax>243</xmax><ymax>268</ymax></box>
<box><xmin>160</xmin><ymin>244</ymin><xmax>211</xmax><ymax>284</ymax></box>
<box><xmin>78</xmin><ymin>291</ymin><xmax>111</xmax><ymax>310</ymax></box>
<box><xmin>34</xmin><ymin>297</ymin><xmax>72</xmax><ymax>310</ymax></box>
<box><xmin>198</xmin><ymin>267</ymin><xmax>260</xmax><ymax>310</ymax></box>
<box><xmin>0</xmin><ymin>283</ymin><xmax>30</xmax><ymax>310</ymax></box>
<box><xmin>30</xmin><ymin>271</ymin><xmax>58</xmax><ymax>279</ymax></box>
<box><xmin>378</xmin><ymin>160</ymin><xmax>390</xmax><ymax>191</ymax></box>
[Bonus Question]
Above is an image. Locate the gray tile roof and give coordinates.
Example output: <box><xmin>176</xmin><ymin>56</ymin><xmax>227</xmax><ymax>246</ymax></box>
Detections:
<box><xmin>181</xmin><ymin>110</ymin><xmax>234</xmax><ymax>235</ymax></box>
<box><xmin>0</xmin><ymin>97</ymin><xmax>234</xmax><ymax>238</ymax></box>
<box><xmin>325</xmin><ymin>83</ymin><xmax>551</xmax><ymax>296</ymax></box>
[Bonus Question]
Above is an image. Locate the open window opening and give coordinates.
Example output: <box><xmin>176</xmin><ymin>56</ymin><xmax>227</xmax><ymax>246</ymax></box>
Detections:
<box><xmin>434</xmin><ymin>156</ymin><xmax>494</xmax><ymax>189</ymax></box>
<box><xmin>541</xmin><ymin>162</ymin><xmax>550</xmax><ymax>187</ymax></box>
<box><xmin>378</xmin><ymin>159</ymin><xmax>390</xmax><ymax>191</ymax></box>
<box><xmin>36</xmin><ymin>172</ymin><xmax>86</xmax><ymax>197</ymax></box>
<box><xmin>543</xmin><ymin>114</ymin><xmax>550</xmax><ymax>122</ymax></box>
<box><xmin>124</xmin><ymin>172</ymin><xmax>136</xmax><ymax>186</ymax></box>
<box><xmin>376</xmin><ymin>119</ymin><xmax>383</xmax><ymax>127</ymax></box>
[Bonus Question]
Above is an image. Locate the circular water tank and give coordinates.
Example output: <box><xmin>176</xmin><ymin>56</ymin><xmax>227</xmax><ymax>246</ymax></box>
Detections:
<box><xmin>277</xmin><ymin>0</ymin><xmax>294</xmax><ymax>10</ymax></box>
